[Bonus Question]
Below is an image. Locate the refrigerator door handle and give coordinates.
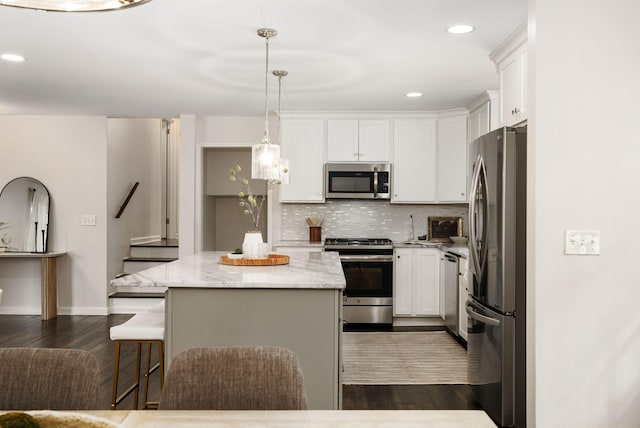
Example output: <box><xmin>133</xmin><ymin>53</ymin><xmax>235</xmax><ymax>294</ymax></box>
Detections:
<box><xmin>468</xmin><ymin>155</ymin><xmax>486</xmax><ymax>280</ymax></box>
<box><xmin>466</xmin><ymin>301</ymin><xmax>501</xmax><ymax>327</ymax></box>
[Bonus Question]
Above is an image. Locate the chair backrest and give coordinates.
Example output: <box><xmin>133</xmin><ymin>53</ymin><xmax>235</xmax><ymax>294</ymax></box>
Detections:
<box><xmin>159</xmin><ymin>346</ymin><xmax>308</xmax><ymax>410</ymax></box>
<box><xmin>0</xmin><ymin>347</ymin><xmax>99</xmax><ymax>410</ymax></box>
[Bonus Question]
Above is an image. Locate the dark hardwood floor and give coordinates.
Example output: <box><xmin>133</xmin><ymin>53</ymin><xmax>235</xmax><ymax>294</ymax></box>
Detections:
<box><xmin>0</xmin><ymin>315</ymin><xmax>481</xmax><ymax>411</ymax></box>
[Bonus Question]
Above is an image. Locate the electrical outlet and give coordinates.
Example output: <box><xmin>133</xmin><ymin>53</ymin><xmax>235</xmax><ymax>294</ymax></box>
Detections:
<box><xmin>565</xmin><ymin>230</ymin><xmax>600</xmax><ymax>255</ymax></box>
<box><xmin>81</xmin><ymin>215</ymin><xmax>97</xmax><ymax>226</ymax></box>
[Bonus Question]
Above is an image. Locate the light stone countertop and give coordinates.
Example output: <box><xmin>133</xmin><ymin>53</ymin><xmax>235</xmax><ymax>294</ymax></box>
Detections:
<box><xmin>8</xmin><ymin>410</ymin><xmax>497</xmax><ymax>427</ymax></box>
<box><xmin>110</xmin><ymin>251</ymin><xmax>345</xmax><ymax>290</ymax></box>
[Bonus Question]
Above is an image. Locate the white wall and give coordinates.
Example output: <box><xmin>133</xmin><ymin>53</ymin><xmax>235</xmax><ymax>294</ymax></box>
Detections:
<box><xmin>179</xmin><ymin>114</ymin><xmax>278</xmax><ymax>256</ymax></box>
<box><xmin>531</xmin><ymin>1</ymin><xmax>640</xmax><ymax>426</ymax></box>
<box><xmin>106</xmin><ymin>118</ymin><xmax>163</xmax><ymax>281</ymax></box>
<box><xmin>0</xmin><ymin>116</ymin><xmax>108</xmax><ymax>314</ymax></box>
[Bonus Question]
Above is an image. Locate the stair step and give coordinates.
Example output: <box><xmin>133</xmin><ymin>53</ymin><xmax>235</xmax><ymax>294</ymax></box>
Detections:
<box><xmin>130</xmin><ymin>246</ymin><xmax>178</xmax><ymax>259</ymax></box>
<box><xmin>123</xmin><ymin>258</ymin><xmax>176</xmax><ymax>274</ymax></box>
<box><xmin>130</xmin><ymin>239</ymin><xmax>178</xmax><ymax>258</ymax></box>
<box><xmin>110</xmin><ymin>292</ymin><xmax>165</xmax><ymax>298</ymax></box>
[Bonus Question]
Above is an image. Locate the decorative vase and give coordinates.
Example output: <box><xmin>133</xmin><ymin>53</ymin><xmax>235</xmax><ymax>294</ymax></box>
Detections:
<box><xmin>242</xmin><ymin>230</ymin><xmax>267</xmax><ymax>259</ymax></box>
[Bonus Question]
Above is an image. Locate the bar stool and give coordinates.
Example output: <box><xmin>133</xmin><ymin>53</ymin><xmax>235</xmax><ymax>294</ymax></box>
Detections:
<box><xmin>110</xmin><ymin>302</ymin><xmax>165</xmax><ymax>410</ymax></box>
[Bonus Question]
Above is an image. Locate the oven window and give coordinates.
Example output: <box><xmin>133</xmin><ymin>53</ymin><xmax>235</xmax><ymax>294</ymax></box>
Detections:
<box><xmin>342</xmin><ymin>261</ymin><xmax>393</xmax><ymax>298</ymax></box>
<box><xmin>329</xmin><ymin>172</ymin><xmax>373</xmax><ymax>193</ymax></box>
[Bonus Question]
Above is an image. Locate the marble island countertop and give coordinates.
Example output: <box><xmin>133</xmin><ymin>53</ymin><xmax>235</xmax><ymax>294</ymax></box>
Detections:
<box><xmin>111</xmin><ymin>251</ymin><xmax>345</xmax><ymax>290</ymax></box>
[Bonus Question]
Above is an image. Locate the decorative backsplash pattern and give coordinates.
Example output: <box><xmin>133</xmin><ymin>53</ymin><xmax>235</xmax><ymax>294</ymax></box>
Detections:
<box><xmin>280</xmin><ymin>200</ymin><xmax>468</xmax><ymax>242</ymax></box>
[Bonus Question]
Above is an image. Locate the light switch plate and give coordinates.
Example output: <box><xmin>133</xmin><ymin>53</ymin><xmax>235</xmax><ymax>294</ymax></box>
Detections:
<box><xmin>565</xmin><ymin>230</ymin><xmax>600</xmax><ymax>255</ymax></box>
<box><xmin>81</xmin><ymin>215</ymin><xmax>97</xmax><ymax>226</ymax></box>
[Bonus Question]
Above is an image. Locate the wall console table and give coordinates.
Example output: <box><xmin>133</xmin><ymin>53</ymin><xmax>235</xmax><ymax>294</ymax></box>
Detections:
<box><xmin>0</xmin><ymin>251</ymin><xmax>66</xmax><ymax>320</ymax></box>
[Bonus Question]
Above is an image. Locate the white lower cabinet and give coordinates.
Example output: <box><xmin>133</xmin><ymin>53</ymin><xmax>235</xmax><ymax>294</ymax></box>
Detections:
<box><xmin>394</xmin><ymin>248</ymin><xmax>440</xmax><ymax>316</ymax></box>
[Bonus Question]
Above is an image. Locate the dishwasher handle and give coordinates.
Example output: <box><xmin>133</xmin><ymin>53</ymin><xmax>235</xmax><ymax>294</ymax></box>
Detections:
<box><xmin>465</xmin><ymin>301</ymin><xmax>501</xmax><ymax>327</ymax></box>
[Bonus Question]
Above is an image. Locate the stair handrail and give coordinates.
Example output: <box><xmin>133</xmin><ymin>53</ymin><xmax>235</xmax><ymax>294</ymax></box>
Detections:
<box><xmin>115</xmin><ymin>182</ymin><xmax>140</xmax><ymax>219</ymax></box>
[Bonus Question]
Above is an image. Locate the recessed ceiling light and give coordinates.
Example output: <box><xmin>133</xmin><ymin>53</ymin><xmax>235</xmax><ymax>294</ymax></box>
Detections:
<box><xmin>447</xmin><ymin>25</ymin><xmax>475</xmax><ymax>34</ymax></box>
<box><xmin>0</xmin><ymin>53</ymin><xmax>26</xmax><ymax>62</ymax></box>
<box><xmin>406</xmin><ymin>92</ymin><xmax>423</xmax><ymax>98</ymax></box>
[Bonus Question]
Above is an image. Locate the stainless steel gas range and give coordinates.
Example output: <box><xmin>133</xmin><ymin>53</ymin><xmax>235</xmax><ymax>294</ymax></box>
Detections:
<box><xmin>324</xmin><ymin>238</ymin><xmax>393</xmax><ymax>325</ymax></box>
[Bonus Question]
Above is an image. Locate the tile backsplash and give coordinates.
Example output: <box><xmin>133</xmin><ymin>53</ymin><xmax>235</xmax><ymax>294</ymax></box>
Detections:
<box><xmin>280</xmin><ymin>200</ymin><xmax>468</xmax><ymax>242</ymax></box>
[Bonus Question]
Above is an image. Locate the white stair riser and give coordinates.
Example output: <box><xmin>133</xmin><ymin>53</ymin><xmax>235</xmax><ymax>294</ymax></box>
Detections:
<box><xmin>109</xmin><ymin>297</ymin><xmax>165</xmax><ymax>314</ymax></box>
<box><xmin>130</xmin><ymin>246</ymin><xmax>178</xmax><ymax>259</ymax></box>
<box><xmin>123</xmin><ymin>260</ymin><xmax>170</xmax><ymax>274</ymax></box>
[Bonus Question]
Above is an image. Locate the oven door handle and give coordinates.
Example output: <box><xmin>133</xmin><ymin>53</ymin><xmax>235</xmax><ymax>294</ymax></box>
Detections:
<box><xmin>339</xmin><ymin>255</ymin><xmax>394</xmax><ymax>262</ymax></box>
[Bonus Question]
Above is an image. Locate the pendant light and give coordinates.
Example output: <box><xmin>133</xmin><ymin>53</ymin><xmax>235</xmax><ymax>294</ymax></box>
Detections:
<box><xmin>273</xmin><ymin>69</ymin><xmax>290</xmax><ymax>184</ymax></box>
<box><xmin>251</xmin><ymin>28</ymin><xmax>281</xmax><ymax>181</ymax></box>
<box><xmin>0</xmin><ymin>0</ymin><xmax>152</xmax><ymax>12</ymax></box>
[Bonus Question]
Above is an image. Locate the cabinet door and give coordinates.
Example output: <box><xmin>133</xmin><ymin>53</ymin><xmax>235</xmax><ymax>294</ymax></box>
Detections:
<box><xmin>414</xmin><ymin>249</ymin><xmax>440</xmax><ymax>316</ymax></box>
<box><xmin>499</xmin><ymin>48</ymin><xmax>527</xmax><ymax>127</ymax></box>
<box><xmin>358</xmin><ymin>120</ymin><xmax>390</xmax><ymax>162</ymax></box>
<box><xmin>468</xmin><ymin>101</ymin><xmax>490</xmax><ymax>144</ymax></box>
<box><xmin>437</xmin><ymin>115</ymin><xmax>468</xmax><ymax>202</ymax></box>
<box><xmin>327</xmin><ymin>120</ymin><xmax>358</xmax><ymax>162</ymax></box>
<box><xmin>279</xmin><ymin>119</ymin><xmax>325</xmax><ymax>202</ymax></box>
<box><xmin>393</xmin><ymin>248</ymin><xmax>413</xmax><ymax>316</ymax></box>
<box><xmin>392</xmin><ymin>119</ymin><xmax>436</xmax><ymax>203</ymax></box>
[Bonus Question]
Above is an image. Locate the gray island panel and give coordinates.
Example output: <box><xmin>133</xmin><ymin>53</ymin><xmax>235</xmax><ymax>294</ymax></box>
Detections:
<box><xmin>112</xmin><ymin>251</ymin><xmax>346</xmax><ymax>410</ymax></box>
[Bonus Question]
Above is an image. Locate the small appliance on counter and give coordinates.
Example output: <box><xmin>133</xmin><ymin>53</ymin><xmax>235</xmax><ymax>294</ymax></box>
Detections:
<box><xmin>427</xmin><ymin>216</ymin><xmax>463</xmax><ymax>243</ymax></box>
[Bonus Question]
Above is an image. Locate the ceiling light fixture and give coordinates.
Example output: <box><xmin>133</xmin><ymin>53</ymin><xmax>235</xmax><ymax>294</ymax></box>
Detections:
<box><xmin>251</xmin><ymin>28</ymin><xmax>281</xmax><ymax>181</ymax></box>
<box><xmin>0</xmin><ymin>0</ymin><xmax>152</xmax><ymax>12</ymax></box>
<box><xmin>0</xmin><ymin>53</ymin><xmax>25</xmax><ymax>62</ymax></box>
<box><xmin>406</xmin><ymin>92</ymin><xmax>423</xmax><ymax>98</ymax></box>
<box><xmin>447</xmin><ymin>25</ymin><xmax>475</xmax><ymax>34</ymax></box>
<box><xmin>273</xmin><ymin>69</ymin><xmax>290</xmax><ymax>184</ymax></box>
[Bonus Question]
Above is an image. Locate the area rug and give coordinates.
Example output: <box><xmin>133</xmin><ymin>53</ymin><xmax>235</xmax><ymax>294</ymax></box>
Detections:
<box><xmin>342</xmin><ymin>331</ymin><xmax>468</xmax><ymax>385</ymax></box>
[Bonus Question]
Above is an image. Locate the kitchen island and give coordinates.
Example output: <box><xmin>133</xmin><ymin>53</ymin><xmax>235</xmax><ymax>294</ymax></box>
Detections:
<box><xmin>111</xmin><ymin>251</ymin><xmax>346</xmax><ymax>410</ymax></box>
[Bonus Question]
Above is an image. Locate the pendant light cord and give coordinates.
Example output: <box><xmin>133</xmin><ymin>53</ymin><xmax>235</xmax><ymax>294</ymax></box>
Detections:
<box><xmin>263</xmin><ymin>35</ymin><xmax>270</xmax><ymax>144</ymax></box>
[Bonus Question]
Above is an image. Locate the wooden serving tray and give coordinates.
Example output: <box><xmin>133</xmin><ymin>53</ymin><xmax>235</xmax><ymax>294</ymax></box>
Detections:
<box><xmin>219</xmin><ymin>254</ymin><xmax>290</xmax><ymax>266</ymax></box>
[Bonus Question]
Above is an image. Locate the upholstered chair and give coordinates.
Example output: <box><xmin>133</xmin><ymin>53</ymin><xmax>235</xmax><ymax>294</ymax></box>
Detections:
<box><xmin>0</xmin><ymin>347</ymin><xmax>99</xmax><ymax>410</ymax></box>
<box><xmin>159</xmin><ymin>346</ymin><xmax>308</xmax><ymax>410</ymax></box>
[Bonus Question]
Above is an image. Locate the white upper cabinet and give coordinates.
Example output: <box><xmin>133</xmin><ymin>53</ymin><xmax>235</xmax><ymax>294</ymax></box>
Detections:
<box><xmin>392</xmin><ymin>119</ymin><xmax>437</xmax><ymax>203</ymax></box>
<box><xmin>392</xmin><ymin>113</ymin><xmax>467</xmax><ymax>204</ymax></box>
<box><xmin>491</xmin><ymin>23</ymin><xmax>528</xmax><ymax>127</ymax></box>
<box><xmin>467</xmin><ymin>90</ymin><xmax>499</xmax><ymax>144</ymax></box>
<box><xmin>327</xmin><ymin>119</ymin><xmax>390</xmax><ymax>162</ymax></box>
<box><xmin>436</xmin><ymin>115</ymin><xmax>468</xmax><ymax>202</ymax></box>
<box><xmin>279</xmin><ymin>119</ymin><xmax>325</xmax><ymax>203</ymax></box>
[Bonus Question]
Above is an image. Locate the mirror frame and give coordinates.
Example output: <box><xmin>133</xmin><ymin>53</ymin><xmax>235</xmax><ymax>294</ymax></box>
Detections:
<box><xmin>0</xmin><ymin>176</ymin><xmax>51</xmax><ymax>253</ymax></box>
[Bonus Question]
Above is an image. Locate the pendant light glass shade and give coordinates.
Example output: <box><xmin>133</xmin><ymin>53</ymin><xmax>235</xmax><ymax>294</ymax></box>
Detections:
<box><xmin>251</xmin><ymin>28</ymin><xmax>281</xmax><ymax>180</ymax></box>
<box><xmin>251</xmin><ymin>142</ymin><xmax>281</xmax><ymax>181</ymax></box>
<box><xmin>0</xmin><ymin>0</ymin><xmax>151</xmax><ymax>11</ymax></box>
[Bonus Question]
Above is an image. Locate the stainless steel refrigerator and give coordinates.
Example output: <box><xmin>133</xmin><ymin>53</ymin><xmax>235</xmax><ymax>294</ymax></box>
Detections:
<box><xmin>466</xmin><ymin>126</ymin><xmax>526</xmax><ymax>428</ymax></box>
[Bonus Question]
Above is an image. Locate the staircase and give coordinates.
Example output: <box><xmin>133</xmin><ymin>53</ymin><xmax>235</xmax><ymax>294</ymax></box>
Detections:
<box><xmin>109</xmin><ymin>239</ymin><xmax>178</xmax><ymax>314</ymax></box>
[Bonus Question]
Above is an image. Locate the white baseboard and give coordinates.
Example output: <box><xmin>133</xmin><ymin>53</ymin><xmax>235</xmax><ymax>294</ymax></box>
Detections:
<box><xmin>0</xmin><ymin>305</ymin><xmax>40</xmax><ymax>315</ymax></box>
<box><xmin>393</xmin><ymin>316</ymin><xmax>445</xmax><ymax>327</ymax></box>
<box><xmin>130</xmin><ymin>235</ymin><xmax>162</xmax><ymax>245</ymax></box>
<box><xmin>58</xmin><ymin>306</ymin><xmax>109</xmax><ymax>316</ymax></box>
<box><xmin>0</xmin><ymin>306</ymin><xmax>108</xmax><ymax>316</ymax></box>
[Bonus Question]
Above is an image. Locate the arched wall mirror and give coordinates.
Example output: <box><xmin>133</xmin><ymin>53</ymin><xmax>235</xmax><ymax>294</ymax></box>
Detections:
<box><xmin>0</xmin><ymin>177</ymin><xmax>50</xmax><ymax>253</ymax></box>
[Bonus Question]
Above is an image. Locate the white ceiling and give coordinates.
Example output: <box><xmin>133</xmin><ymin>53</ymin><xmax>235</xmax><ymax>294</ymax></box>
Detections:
<box><xmin>0</xmin><ymin>0</ymin><xmax>527</xmax><ymax>117</ymax></box>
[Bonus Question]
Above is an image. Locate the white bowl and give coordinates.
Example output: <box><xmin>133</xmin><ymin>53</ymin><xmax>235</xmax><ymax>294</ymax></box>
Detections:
<box><xmin>449</xmin><ymin>236</ymin><xmax>468</xmax><ymax>245</ymax></box>
<box><xmin>227</xmin><ymin>253</ymin><xmax>243</xmax><ymax>259</ymax></box>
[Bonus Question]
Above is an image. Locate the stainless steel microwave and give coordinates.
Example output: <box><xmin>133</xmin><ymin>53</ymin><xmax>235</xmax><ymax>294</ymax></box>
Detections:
<box><xmin>325</xmin><ymin>163</ymin><xmax>391</xmax><ymax>199</ymax></box>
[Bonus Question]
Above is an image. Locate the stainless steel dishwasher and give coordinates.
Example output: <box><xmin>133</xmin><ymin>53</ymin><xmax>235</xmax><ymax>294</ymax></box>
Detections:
<box><xmin>443</xmin><ymin>252</ymin><xmax>460</xmax><ymax>337</ymax></box>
